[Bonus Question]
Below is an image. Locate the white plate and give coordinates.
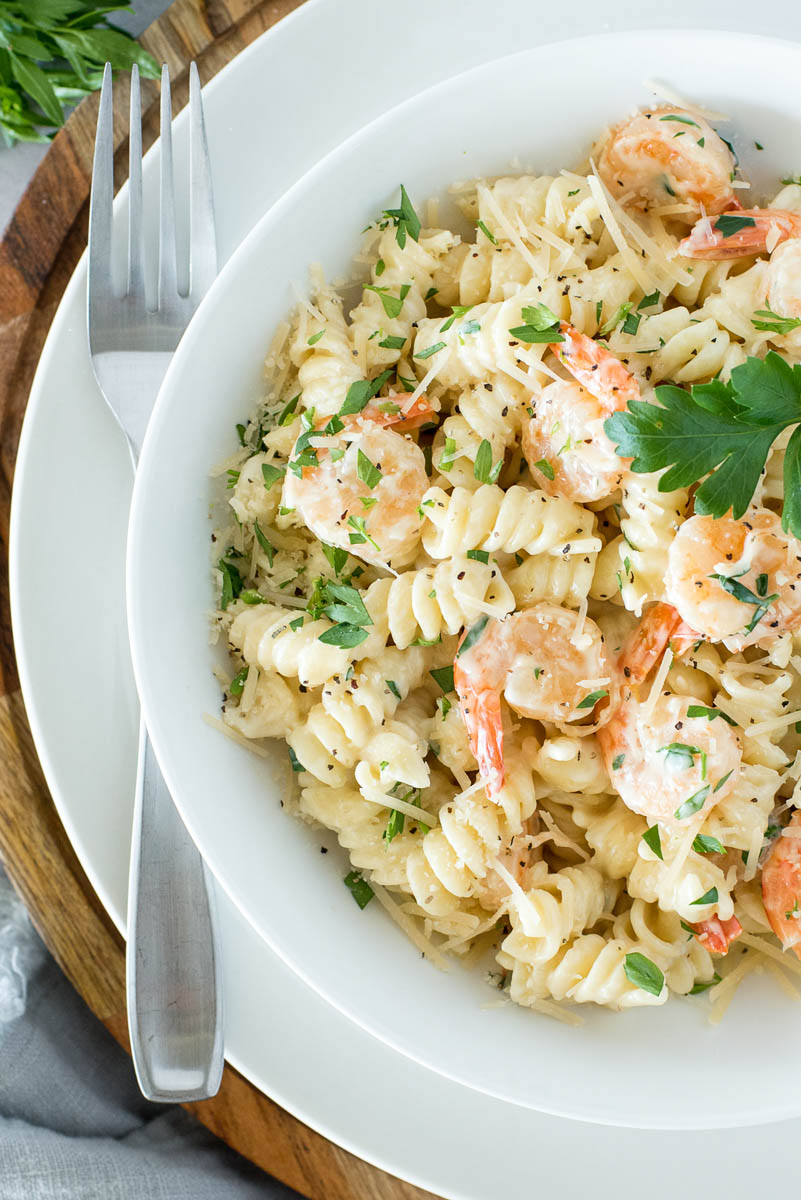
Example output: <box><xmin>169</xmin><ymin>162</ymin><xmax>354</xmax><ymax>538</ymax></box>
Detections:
<box><xmin>128</xmin><ymin>27</ymin><xmax>801</xmax><ymax>1129</ymax></box>
<box><xmin>10</xmin><ymin>0</ymin><xmax>801</xmax><ymax>1193</ymax></box>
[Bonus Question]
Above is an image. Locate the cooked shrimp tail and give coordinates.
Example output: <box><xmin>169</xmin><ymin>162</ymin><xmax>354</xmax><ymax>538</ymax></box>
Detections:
<box><xmin>692</xmin><ymin>915</ymin><xmax>743</xmax><ymax>954</ymax></box>
<box><xmin>364</xmin><ymin>393</ymin><xmax>435</xmax><ymax>430</ymax></box>
<box><xmin>555</xmin><ymin>322</ymin><xmax>640</xmax><ymax>411</ymax></box>
<box><xmin>455</xmin><ymin>668</ymin><xmax>505</xmax><ymax>799</ymax></box>
<box><xmin>618</xmin><ymin>602</ymin><xmax>697</xmax><ymax>685</ymax></box>
<box><xmin>762</xmin><ymin>811</ymin><xmax>801</xmax><ymax>959</ymax></box>
<box><xmin>679</xmin><ymin>209</ymin><xmax>801</xmax><ymax>260</ymax></box>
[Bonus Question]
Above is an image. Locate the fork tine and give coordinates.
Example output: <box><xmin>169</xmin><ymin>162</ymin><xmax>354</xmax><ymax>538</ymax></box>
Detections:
<box><xmin>127</xmin><ymin>65</ymin><xmax>146</xmax><ymax>302</ymax></box>
<box><xmin>158</xmin><ymin>64</ymin><xmax>178</xmax><ymax>304</ymax></box>
<box><xmin>88</xmin><ymin>63</ymin><xmax>114</xmax><ymax>332</ymax></box>
<box><xmin>188</xmin><ymin>62</ymin><xmax>217</xmax><ymax>301</ymax></box>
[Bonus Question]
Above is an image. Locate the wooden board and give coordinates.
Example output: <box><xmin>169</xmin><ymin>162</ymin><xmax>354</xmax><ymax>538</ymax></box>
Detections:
<box><xmin>0</xmin><ymin>4</ymin><xmax>436</xmax><ymax>1197</ymax></box>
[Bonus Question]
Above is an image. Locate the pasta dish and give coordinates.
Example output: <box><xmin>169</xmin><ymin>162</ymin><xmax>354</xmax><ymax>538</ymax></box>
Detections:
<box><xmin>208</xmin><ymin>100</ymin><xmax>801</xmax><ymax>1019</ymax></box>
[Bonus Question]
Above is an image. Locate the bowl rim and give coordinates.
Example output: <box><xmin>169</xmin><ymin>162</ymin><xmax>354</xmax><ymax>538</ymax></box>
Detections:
<box><xmin>127</xmin><ymin>25</ymin><xmax>801</xmax><ymax>1129</ymax></box>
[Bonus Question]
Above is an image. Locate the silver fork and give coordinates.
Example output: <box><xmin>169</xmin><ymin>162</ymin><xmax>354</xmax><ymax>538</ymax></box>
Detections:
<box><xmin>88</xmin><ymin>61</ymin><xmax>224</xmax><ymax>1102</ymax></box>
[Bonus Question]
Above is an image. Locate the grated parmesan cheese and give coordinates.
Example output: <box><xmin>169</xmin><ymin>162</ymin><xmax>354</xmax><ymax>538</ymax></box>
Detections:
<box><xmin>643</xmin><ymin>80</ymin><xmax>729</xmax><ymax>123</ymax></box>
<box><xmin>203</xmin><ymin>713</ymin><xmax>271</xmax><ymax>757</ymax></box>
<box><xmin>369</xmin><ymin>881</ymin><xmax>449</xmax><ymax>969</ymax></box>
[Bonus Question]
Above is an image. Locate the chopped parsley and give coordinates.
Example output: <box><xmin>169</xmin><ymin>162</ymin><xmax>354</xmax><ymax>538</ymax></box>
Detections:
<box><xmin>599</xmin><ymin>302</ymin><xmax>633</xmax><ymax>336</ymax></box>
<box><xmin>307</xmin><ymin>328</ymin><xmax>325</xmax><ymax>345</ymax></box>
<box><xmin>339</xmin><ymin>368</ymin><xmax>394</xmax><ymax>417</ymax></box>
<box><xmin>386</xmin><ymin>680</ymin><xmax>402</xmax><ymax>700</ymax></box>
<box><xmin>576</xmin><ymin>688</ymin><xmax>608</xmax><ymax>710</ymax></box>
<box><xmin>440</xmin><ymin>304</ymin><xmax>474</xmax><ymax>333</ymax></box>
<box><xmin>235</xmin><ymin>422</ymin><xmax>247</xmax><ymax>446</ymax></box>
<box><xmin>347</xmin><ymin>514</ymin><xmax>380</xmax><ymax>551</ymax></box>
<box><xmin>674</xmin><ymin>785</ymin><xmax>710</xmax><ymax>820</ymax></box>
<box><xmin>430</xmin><ymin>665</ymin><xmax>455</xmax><ymax>694</ymax></box>
<box><xmin>357</xmin><ymin>449</ymin><xmax>383</xmax><ymax>489</ymax></box>
<box><xmin>240</xmin><ymin>589</ymin><xmax>267</xmax><ymax>605</ymax></box>
<box><xmin>467</xmin><ymin>548</ymin><xmax>490</xmax><ymax>564</ymax></box>
<box><xmin>637</xmin><ymin>290</ymin><xmax>661</xmax><ymax>311</ymax></box>
<box><xmin>693</xmin><ymin>834</ymin><xmax>725</xmax><ymax>855</ymax></box>
<box><xmin>288</xmin><ymin>747</ymin><xmax>305</xmax><ymax>773</ymax></box>
<box><xmin>365</xmin><ymin>283</ymin><xmax>411</xmax><ymax>320</ymax></box>
<box><xmin>658</xmin><ymin>742</ymin><xmax>702</xmax><ymax>769</ymax></box>
<box><xmin>382</xmin><ymin>184</ymin><xmax>421</xmax><ymax>249</ymax></box>
<box><xmin>690</xmin><ymin>887</ymin><xmax>719</xmax><ymax>906</ymax></box>
<box><xmin>713</xmin><ymin>214</ymin><xmax>756</xmax><ymax>237</ymax></box>
<box><xmin>533</xmin><ymin>458</ymin><xmax>555</xmax><ymax>480</ymax></box>
<box><xmin>509</xmin><ymin>302</ymin><xmax>564</xmax><ymax>344</ymax></box>
<box><xmin>476</xmin><ymin>219</ymin><xmax>497</xmax><ymax>244</ymax></box>
<box><xmin>689</xmin><ymin>973</ymin><xmax>722</xmax><ymax>995</ymax></box>
<box><xmin>612</xmin><ymin>753</ymin><xmax>625</xmax><ymax>771</ymax></box>
<box><xmin>344</xmin><ymin>870</ymin><xmax>374</xmax><ymax>909</ymax></box>
<box><xmin>658</xmin><ymin>114</ymin><xmax>700</xmax><ymax>127</ymax></box>
<box><xmin>261</xmin><ymin>462</ymin><xmax>285</xmax><ymax>489</ymax></box>
<box><xmin>415</xmin><ymin>341</ymin><xmax>446</xmax><ymax>361</ymax></box>
<box><xmin>457</xmin><ymin>614</ymin><xmax>490</xmax><ymax>657</ymax></box>
<box><xmin>375</xmin><ymin>258</ymin><xmax>385</xmax><ymax>276</ymax></box>
<box><xmin>474</xmin><ymin>439</ymin><xmax>503</xmax><ymax>485</ymax></box>
<box><xmin>751</xmin><ymin>309</ymin><xmax>801</xmax><ymax>336</ymax></box>
<box><xmin>218</xmin><ymin>557</ymin><xmax>243</xmax><ymax>609</ymax></box>
<box><xmin>621</xmin><ymin>311</ymin><xmax>642</xmax><ymax>336</ymax></box>
<box><xmin>686</xmin><ymin>705</ymin><xmax>737</xmax><ymax>726</ymax></box>
<box><xmin>623</xmin><ymin>952</ymin><xmax>664</xmax><ymax>997</ymax></box>
<box><xmin>642</xmin><ymin>825</ymin><xmax>663</xmax><ymax>860</ymax></box>
<box><xmin>321</xmin><ymin>543</ymin><xmax>350</xmax><ymax>575</ymax></box>
<box><xmin>379</xmin><ymin>333</ymin><xmax>407</xmax><ymax>350</ymax></box>
<box><xmin>229</xmin><ymin>666</ymin><xmax>248</xmax><ymax>697</ymax></box>
<box><xmin>278</xmin><ymin>395</ymin><xmax>300</xmax><ymax>426</ymax></box>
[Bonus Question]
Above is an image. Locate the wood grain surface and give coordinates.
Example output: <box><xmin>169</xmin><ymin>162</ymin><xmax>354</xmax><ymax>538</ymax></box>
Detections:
<box><xmin>0</xmin><ymin>3</ymin><xmax>436</xmax><ymax>1197</ymax></box>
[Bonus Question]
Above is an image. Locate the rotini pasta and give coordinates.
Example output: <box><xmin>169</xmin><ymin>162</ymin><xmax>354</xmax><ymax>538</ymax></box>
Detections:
<box><xmin>211</xmin><ymin>104</ymin><xmax>801</xmax><ymax>1020</ymax></box>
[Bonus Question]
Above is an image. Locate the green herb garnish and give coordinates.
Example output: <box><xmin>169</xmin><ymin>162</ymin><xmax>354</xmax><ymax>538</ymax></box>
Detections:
<box><xmin>690</xmin><ymin>887</ymin><xmax>719</xmax><ymax>906</ymax></box>
<box><xmin>576</xmin><ymin>688</ymin><xmax>608</xmax><ymax>710</ymax></box>
<box><xmin>474</xmin><ymin>439</ymin><xmax>503</xmax><ymax>485</ymax></box>
<box><xmin>693</xmin><ymin>834</ymin><xmax>725</xmax><ymax>855</ymax></box>
<box><xmin>229</xmin><ymin>666</ymin><xmax>248</xmax><ymax>697</ymax></box>
<box><xmin>533</xmin><ymin>458</ymin><xmax>555</xmax><ymax>480</ymax></box>
<box><xmin>383</xmin><ymin>185</ymin><xmax>421</xmax><ymax>249</ymax></box>
<box><xmin>344</xmin><ymin>870</ymin><xmax>374</xmax><ymax>909</ymax></box>
<box><xmin>457</xmin><ymin>614</ymin><xmax>490</xmax><ymax>657</ymax></box>
<box><xmin>430</xmin><ymin>665</ymin><xmax>455</xmax><ymax>694</ymax></box>
<box><xmin>751</xmin><ymin>309</ymin><xmax>801</xmax><ymax>336</ymax></box>
<box><xmin>357</xmin><ymin>449</ymin><xmax>383</xmax><ymax>489</ymax></box>
<box><xmin>604</xmin><ymin>351</ymin><xmax>801</xmax><ymax>539</ymax></box>
<box><xmin>642</xmin><ymin>825</ymin><xmax>663</xmax><ymax>860</ymax></box>
<box><xmin>674</xmin><ymin>785</ymin><xmax>710</xmax><ymax>820</ymax></box>
<box><xmin>623</xmin><ymin>953</ymin><xmax>664</xmax><ymax>997</ymax></box>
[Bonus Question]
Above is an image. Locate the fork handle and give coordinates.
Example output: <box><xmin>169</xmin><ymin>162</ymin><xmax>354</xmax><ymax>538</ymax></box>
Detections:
<box><xmin>126</xmin><ymin>720</ymin><xmax>224</xmax><ymax>1102</ymax></box>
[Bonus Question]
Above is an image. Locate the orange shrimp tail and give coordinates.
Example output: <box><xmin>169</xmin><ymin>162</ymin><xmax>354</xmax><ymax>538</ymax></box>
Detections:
<box><xmin>555</xmin><ymin>322</ymin><xmax>639</xmax><ymax>413</ymax></box>
<box><xmin>619</xmin><ymin>602</ymin><xmax>692</xmax><ymax>686</ymax></box>
<box><xmin>455</xmin><ymin>674</ymin><xmax>505</xmax><ymax>800</ymax></box>
<box><xmin>679</xmin><ymin>208</ymin><xmax>801</xmax><ymax>260</ymax></box>
<box><xmin>762</xmin><ymin>814</ymin><xmax>801</xmax><ymax>959</ymax></box>
<box><xmin>692</xmin><ymin>915</ymin><xmax>743</xmax><ymax>954</ymax></box>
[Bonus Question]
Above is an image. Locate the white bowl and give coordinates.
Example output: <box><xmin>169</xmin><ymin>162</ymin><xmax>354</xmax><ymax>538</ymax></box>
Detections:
<box><xmin>128</xmin><ymin>28</ymin><xmax>801</xmax><ymax>1128</ymax></box>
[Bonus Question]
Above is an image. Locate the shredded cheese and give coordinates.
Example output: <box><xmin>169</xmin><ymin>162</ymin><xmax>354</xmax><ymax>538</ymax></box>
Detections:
<box><xmin>362</xmin><ymin>791</ymin><xmax>439</xmax><ymax>827</ymax></box>
<box><xmin>586</xmin><ymin>173</ymin><xmax>659</xmax><ymax>293</ymax></box>
<box><xmin>369</xmin><ymin>881</ymin><xmax>449</xmax><ymax>969</ymax></box>
<box><xmin>477</xmin><ymin>184</ymin><xmax>544</xmax><ymax>278</ymax></box>
<box><xmin>643</xmin><ymin>80</ymin><xmax>730</xmax><ymax>123</ymax></box>
<box><xmin>640</xmin><ymin>646</ymin><xmax>673</xmax><ymax>723</ymax></box>
<box><xmin>745</xmin><ymin>708</ymin><xmax>801</xmax><ymax>738</ymax></box>
<box><xmin>401</xmin><ymin>355</ymin><xmax>444</xmax><ymax>413</ymax></box>
<box><xmin>709</xmin><ymin>953</ymin><xmax>762</xmax><ymax>1024</ymax></box>
<box><xmin>739</xmin><ymin>932</ymin><xmax>801</xmax><ymax>978</ymax></box>
<box><xmin>492</xmin><ymin>856</ymin><xmax>545</xmax><ymax>937</ymax></box>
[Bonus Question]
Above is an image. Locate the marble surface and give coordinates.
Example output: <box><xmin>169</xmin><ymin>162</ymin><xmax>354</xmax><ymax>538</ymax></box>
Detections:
<box><xmin>0</xmin><ymin>1</ymin><xmax>169</xmax><ymax>234</ymax></box>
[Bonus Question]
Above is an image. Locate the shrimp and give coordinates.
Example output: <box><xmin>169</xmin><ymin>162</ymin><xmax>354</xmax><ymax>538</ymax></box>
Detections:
<box><xmin>454</xmin><ymin>605</ymin><xmax>610</xmax><ymax>799</ymax></box>
<box><xmin>522</xmin><ymin>323</ymin><xmax>636</xmax><ymax>501</ymax></box>
<box><xmin>664</xmin><ymin>508</ymin><xmax>801</xmax><ymax>651</ymax></box>
<box><xmin>763</xmin><ymin>238</ymin><xmax>801</xmax><ymax>325</ymax></box>
<box><xmin>693</xmin><ymin>914</ymin><xmax>743</xmax><ymax>954</ymax></box>
<box><xmin>598</xmin><ymin>602</ymin><xmax>742</xmax><ymax>825</ymax></box>
<box><xmin>597</xmin><ymin>106</ymin><xmax>737</xmax><ymax>216</ymax></box>
<box><xmin>679</xmin><ymin>209</ymin><xmax>801</xmax><ymax>260</ymax></box>
<box><xmin>282</xmin><ymin>396</ymin><xmax>433</xmax><ymax>568</ymax></box>
<box><xmin>761</xmin><ymin>811</ymin><xmax>801</xmax><ymax>958</ymax></box>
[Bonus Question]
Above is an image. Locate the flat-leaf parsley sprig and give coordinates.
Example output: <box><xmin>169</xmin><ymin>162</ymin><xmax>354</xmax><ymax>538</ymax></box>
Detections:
<box><xmin>604</xmin><ymin>351</ymin><xmax>801</xmax><ymax>539</ymax></box>
<box><xmin>0</xmin><ymin>0</ymin><xmax>159</xmax><ymax>146</ymax></box>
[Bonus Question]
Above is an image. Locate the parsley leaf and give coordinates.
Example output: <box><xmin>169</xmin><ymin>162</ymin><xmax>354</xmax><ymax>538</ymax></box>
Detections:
<box><xmin>321</xmin><ymin>543</ymin><xmax>349</xmax><ymax>575</ymax></box>
<box><xmin>218</xmin><ymin>557</ymin><xmax>243</xmax><ymax>610</ymax></box>
<box><xmin>686</xmin><ymin>705</ymin><xmax>737</xmax><ymax>726</ymax></box>
<box><xmin>344</xmin><ymin>870</ymin><xmax>374</xmax><ymax>909</ymax></box>
<box><xmin>457</xmin><ymin>615</ymin><xmax>490</xmax><ymax>657</ymax></box>
<box><xmin>675</xmin><ymin>785</ymin><xmax>710</xmax><ymax>820</ymax></box>
<box><xmin>476</xmin><ymin>219</ymin><xmax>497</xmax><ymax>244</ymax></box>
<box><xmin>365</xmin><ymin>285</ymin><xmax>409</xmax><ymax>320</ymax></box>
<box><xmin>714</xmin><ymin>214</ymin><xmax>756</xmax><ymax>237</ymax></box>
<box><xmin>440</xmin><ymin>305</ymin><xmax>474</xmax><ymax>333</ymax></box>
<box><xmin>690</xmin><ymin>887</ymin><xmax>719</xmax><ymax>906</ymax></box>
<box><xmin>415</xmin><ymin>341</ymin><xmax>446</xmax><ymax>361</ymax></box>
<box><xmin>339</xmin><ymin>369</ymin><xmax>394</xmax><ymax>417</ymax></box>
<box><xmin>642</xmin><ymin>825</ymin><xmax>663</xmax><ymax>859</ymax></box>
<box><xmin>533</xmin><ymin>458</ymin><xmax>555</xmax><ymax>480</ymax></box>
<box><xmin>509</xmin><ymin>302</ymin><xmax>564</xmax><ymax>344</ymax></box>
<box><xmin>623</xmin><ymin>953</ymin><xmax>664</xmax><ymax>997</ymax></box>
<box><xmin>379</xmin><ymin>334</ymin><xmax>407</xmax><ymax>350</ymax></box>
<box><xmin>430</xmin><ymin>665</ymin><xmax>455</xmax><ymax>694</ymax></box>
<box><xmin>383</xmin><ymin>185</ymin><xmax>421</xmax><ymax>249</ymax></box>
<box><xmin>474</xmin><ymin>439</ymin><xmax>503</xmax><ymax>484</ymax></box>
<box><xmin>693</xmin><ymin>834</ymin><xmax>725</xmax><ymax>855</ymax></box>
<box><xmin>357</xmin><ymin>449</ymin><xmax>383</xmax><ymax>489</ymax></box>
<box><xmin>386</xmin><ymin>680</ymin><xmax>402</xmax><ymax>700</ymax></box>
<box><xmin>604</xmin><ymin>352</ymin><xmax>801</xmax><ymax>537</ymax></box>
<box><xmin>689</xmin><ymin>973</ymin><xmax>722</xmax><ymax>995</ymax></box>
<box><xmin>576</xmin><ymin>688</ymin><xmax>608</xmax><ymax>710</ymax></box>
<box><xmin>229</xmin><ymin>666</ymin><xmax>248</xmax><ymax>697</ymax></box>
<box><xmin>467</xmin><ymin>548</ymin><xmax>490</xmax><ymax>564</ymax></box>
<box><xmin>262</xmin><ymin>462</ymin><xmax>285</xmax><ymax>489</ymax></box>
<box><xmin>751</xmin><ymin>308</ymin><xmax>801</xmax><ymax>336</ymax></box>
<box><xmin>600</xmin><ymin>302</ymin><xmax>633</xmax><ymax>336</ymax></box>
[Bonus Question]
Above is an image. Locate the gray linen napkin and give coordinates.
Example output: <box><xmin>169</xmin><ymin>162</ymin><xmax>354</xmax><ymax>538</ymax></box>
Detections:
<box><xmin>0</xmin><ymin>868</ymin><xmax>299</xmax><ymax>1198</ymax></box>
